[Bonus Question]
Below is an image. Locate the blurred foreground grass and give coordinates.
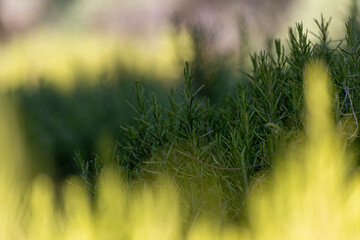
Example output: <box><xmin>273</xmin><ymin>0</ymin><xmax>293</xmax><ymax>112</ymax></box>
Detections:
<box><xmin>2</xmin><ymin>60</ymin><xmax>360</xmax><ymax>238</ymax></box>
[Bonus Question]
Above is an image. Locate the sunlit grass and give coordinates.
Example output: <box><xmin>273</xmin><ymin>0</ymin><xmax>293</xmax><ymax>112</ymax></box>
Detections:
<box><xmin>1</xmin><ymin>61</ymin><xmax>360</xmax><ymax>238</ymax></box>
<box><xmin>0</xmin><ymin>28</ymin><xmax>192</xmax><ymax>90</ymax></box>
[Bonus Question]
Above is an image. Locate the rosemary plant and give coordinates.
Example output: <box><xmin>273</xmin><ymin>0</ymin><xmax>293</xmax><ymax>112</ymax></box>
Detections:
<box><xmin>76</xmin><ymin>14</ymin><xmax>360</xmax><ymax>221</ymax></box>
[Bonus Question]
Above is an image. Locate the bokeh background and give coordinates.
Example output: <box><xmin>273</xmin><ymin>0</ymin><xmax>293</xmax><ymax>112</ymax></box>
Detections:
<box><xmin>0</xmin><ymin>0</ymin><xmax>354</xmax><ymax>180</ymax></box>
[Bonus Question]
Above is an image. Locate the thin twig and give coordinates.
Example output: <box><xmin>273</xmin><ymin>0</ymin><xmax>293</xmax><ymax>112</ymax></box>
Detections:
<box><xmin>339</xmin><ymin>89</ymin><xmax>348</xmax><ymax>115</ymax></box>
<box><xmin>231</xmin><ymin>169</ymin><xmax>270</xmax><ymax>221</ymax></box>
<box><xmin>189</xmin><ymin>202</ymin><xmax>204</xmax><ymax>234</ymax></box>
<box><xmin>186</xmin><ymin>152</ymin><xmax>267</xmax><ymax>171</ymax></box>
<box><xmin>65</xmin><ymin>179</ymin><xmax>84</xmax><ymax>190</ymax></box>
<box><xmin>344</xmin><ymin>87</ymin><xmax>358</xmax><ymax>139</ymax></box>
<box><xmin>161</xmin><ymin>148</ymin><xmax>167</xmax><ymax>168</ymax></box>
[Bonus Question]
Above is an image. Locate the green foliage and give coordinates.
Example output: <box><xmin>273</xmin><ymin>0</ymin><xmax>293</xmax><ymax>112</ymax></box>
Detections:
<box><xmin>71</xmin><ymin>14</ymin><xmax>360</xmax><ymax>221</ymax></box>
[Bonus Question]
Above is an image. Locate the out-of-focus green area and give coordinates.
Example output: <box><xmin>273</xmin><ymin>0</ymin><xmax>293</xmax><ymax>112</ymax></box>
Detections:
<box><xmin>1</xmin><ymin>27</ymin><xmax>192</xmax><ymax>179</ymax></box>
<box><xmin>0</xmin><ymin>0</ymin><xmax>195</xmax><ymax>179</ymax></box>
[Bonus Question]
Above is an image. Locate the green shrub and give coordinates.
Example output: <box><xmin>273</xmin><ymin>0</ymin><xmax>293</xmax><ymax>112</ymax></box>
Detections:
<box><xmin>75</xmin><ymin>15</ymin><xmax>360</xmax><ymax>221</ymax></box>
